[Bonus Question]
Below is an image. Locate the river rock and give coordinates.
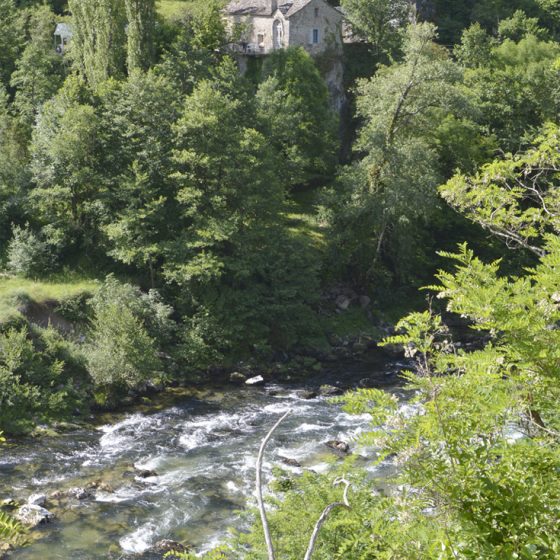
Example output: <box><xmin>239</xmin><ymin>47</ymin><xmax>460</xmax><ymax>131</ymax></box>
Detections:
<box><xmin>27</xmin><ymin>493</ymin><xmax>47</xmax><ymax>507</ymax></box>
<box><xmin>0</xmin><ymin>498</ymin><xmax>19</xmax><ymax>510</ymax></box>
<box><xmin>15</xmin><ymin>504</ymin><xmax>55</xmax><ymax>527</ymax></box>
<box><xmin>153</xmin><ymin>539</ymin><xmax>190</xmax><ymax>553</ymax></box>
<box><xmin>229</xmin><ymin>371</ymin><xmax>246</xmax><ymax>384</ymax></box>
<box><xmin>335</xmin><ymin>295</ymin><xmax>351</xmax><ymax>310</ymax></box>
<box><xmin>245</xmin><ymin>375</ymin><xmax>264</xmax><ymax>386</ymax></box>
<box><xmin>49</xmin><ymin>490</ymin><xmax>65</xmax><ymax>501</ymax></box>
<box><xmin>135</xmin><ymin>469</ymin><xmax>158</xmax><ymax>479</ymax></box>
<box><xmin>87</xmin><ymin>480</ymin><xmax>114</xmax><ymax>493</ymax></box>
<box><xmin>0</xmin><ymin>542</ymin><xmax>13</xmax><ymax>559</ymax></box>
<box><xmin>319</xmin><ymin>384</ymin><xmax>343</xmax><ymax>396</ymax></box>
<box><xmin>68</xmin><ymin>487</ymin><xmax>92</xmax><ymax>500</ymax></box>
<box><xmin>279</xmin><ymin>456</ymin><xmax>302</xmax><ymax>467</ymax></box>
<box><xmin>325</xmin><ymin>440</ymin><xmax>350</xmax><ymax>454</ymax></box>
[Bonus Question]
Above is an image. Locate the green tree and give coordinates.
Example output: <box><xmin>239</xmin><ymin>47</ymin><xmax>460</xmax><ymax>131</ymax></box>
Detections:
<box><xmin>340</xmin><ymin>0</ymin><xmax>411</xmax><ymax>56</ymax></box>
<box><xmin>124</xmin><ymin>0</ymin><xmax>156</xmax><ymax>72</ymax></box>
<box><xmin>168</xmin><ymin>75</ymin><xmax>318</xmax><ymax>359</ymax></box>
<box><xmin>328</xmin><ymin>23</ymin><xmax>467</xmax><ymax>288</ymax></box>
<box><xmin>462</xmin><ymin>34</ymin><xmax>560</xmax><ymax>149</ymax></box>
<box><xmin>86</xmin><ymin>276</ymin><xmax>173</xmax><ymax>396</ymax></box>
<box><xmin>100</xmin><ymin>70</ymin><xmax>180</xmax><ymax>286</ymax></box>
<box><xmin>257</xmin><ymin>47</ymin><xmax>338</xmax><ymax>188</ymax></box>
<box><xmin>0</xmin><ymin>0</ymin><xmax>22</xmax><ymax>89</ymax></box>
<box><xmin>68</xmin><ymin>0</ymin><xmax>127</xmax><ymax>88</ymax></box>
<box><xmin>0</xmin><ymin>85</ymin><xmax>30</xmax><ymax>242</ymax></box>
<box><xmin>30</xmin><ymin>82</ymin><xmax>103</xmax><ymax>251</ymax></box>
<box><xmin>10</xmin><ymin>5</ymin><xmax>65</xmax><ymax>126</ymax></box>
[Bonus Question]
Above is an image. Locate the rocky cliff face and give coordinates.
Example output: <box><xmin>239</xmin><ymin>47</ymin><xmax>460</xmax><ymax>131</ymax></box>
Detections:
<box><xmin>323</xmin><ymin>56</ymin><xmax>346</xmax><ymax>113</ymax></box>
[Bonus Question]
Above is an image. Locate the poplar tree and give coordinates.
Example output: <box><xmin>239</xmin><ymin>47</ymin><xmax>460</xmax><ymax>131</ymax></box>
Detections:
<box><xmin>68</xmin><ymin>0</ymin><xmax>127</xmax><ymax>88</ymax></box>
<box><xmin>124</xmin><ymin>0</ymin><xmax>156</xmax><ymax>72</ymax></box>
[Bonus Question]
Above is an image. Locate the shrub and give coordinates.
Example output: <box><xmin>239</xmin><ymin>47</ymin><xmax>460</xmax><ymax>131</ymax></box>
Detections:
<box><xmin>85</xmin><ymin>276</ymin><xmax>174</xmax><ymax>394</ymax></box>
<box><xmin>5</xmin><ymin>225</ymin><xmax>57</xmax><ymax>277</ymax></box>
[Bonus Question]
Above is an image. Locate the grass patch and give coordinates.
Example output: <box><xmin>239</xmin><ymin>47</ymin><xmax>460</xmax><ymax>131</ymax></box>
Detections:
<box><xmin>157</xmin><ymin>0</ymin><xmax>192</xmax><ymax>20</ymax></box>
<box><xmin>283</xmin><ymin>188</ymin><xmax>327</xmax><ymax>253</ymax></box>
<box><xmin>322</xmin><ymin>307</ymin><xmax>381</xmax><ymax>339</ymax></box>
<box><xmin>0</xmin><ymin>274</ymin><xmax>99</xmax><ymax>324</ymax></box>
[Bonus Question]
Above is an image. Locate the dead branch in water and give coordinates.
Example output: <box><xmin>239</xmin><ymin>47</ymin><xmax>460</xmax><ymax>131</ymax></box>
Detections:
<box><xmin>256</xmin><ymin>411</ymin><xmax>352</xmax><ymax>560</ymax></box>
<box><xmin>256</xmin><ymin>409</ymin><xmax>291</xmax><ymax>560</ymax></box>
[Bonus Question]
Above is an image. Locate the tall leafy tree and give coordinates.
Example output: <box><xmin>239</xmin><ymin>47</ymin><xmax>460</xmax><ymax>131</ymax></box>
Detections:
<box><xmin>30</xmin><ymin>80</ymin><xmax>103</xmax><ymax>250</ymax></box>
<box><xmin>256</xmin><ymin>47</ymin><xmax>338</xmax><ymax>189</ymax></box>
<box><xmin>328</xmin><ymin>23</ymin><xmax>467</xmax><ymax>287</ymax></box>
<box><xmin>461</xmin><ymin>33</ymin><xmax>560</xmax><ymax>149</ymax></box>
<box><xmin>10</xmin><ymin>5</ymin><xmax>65</xmax><ymax>127</ymax></box>
<box><xmin>101</xmin><ymin>70</ymin><xmax>181</xmax><ymax>286</ymax></box>
<box><xmin>167</xmin><ymin>71</ymin><xmax>318</xmax><ymax>358</ymax></box>
<box><xmin>0</xmin><ymin>0</ymin><xmax>22</xmax><ymax>89</ymax></box>
<box><xmin>68</xmin><ymin>0</ymin><xmax>127</xmax><ymax>88</ymax></box>
<box><xmin>124</xmin><ymin>0</ymin><xmax>156</xmax><ymax>72</ymax></box>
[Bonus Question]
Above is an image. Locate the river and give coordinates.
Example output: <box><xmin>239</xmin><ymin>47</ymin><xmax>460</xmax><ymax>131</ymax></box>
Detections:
<box><xmin>1</xmin><ymin>355</ymin><xmax>406</xmax><ymax>559</ymax></box>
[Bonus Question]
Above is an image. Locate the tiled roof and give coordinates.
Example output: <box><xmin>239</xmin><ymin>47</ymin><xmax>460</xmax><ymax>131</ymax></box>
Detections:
<box><xmin>54</xmin><ymin>23</ymin><xmax>73</xmax><ymax>38</ymax></box>
<box><xmin>226</xmin><ymin>0</ymin><xmax>276</xmax><ymax>16</ymax></box>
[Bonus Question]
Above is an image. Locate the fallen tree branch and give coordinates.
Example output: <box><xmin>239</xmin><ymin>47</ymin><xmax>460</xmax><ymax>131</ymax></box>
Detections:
<box><xmin>303</xmin><ymin>477</ymin><xmax>351</xmax><ymax>560</ymax></box>
<box><xmin>256</xmin><ymin>409</ymin><xmax>291</xmax><ymax>560</ymax></box>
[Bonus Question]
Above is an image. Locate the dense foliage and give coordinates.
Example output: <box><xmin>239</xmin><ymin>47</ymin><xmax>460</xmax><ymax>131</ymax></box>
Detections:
<box><xmin>1</xmin><ymin>0</ymin><xmax>560</xmax><ymax>557</ymax></box>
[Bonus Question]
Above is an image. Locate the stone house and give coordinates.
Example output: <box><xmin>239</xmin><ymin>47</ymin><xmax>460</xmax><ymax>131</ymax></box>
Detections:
<box><xmin>225</xmin><ymin>0</ymin><xmax>343</xmax><ymax>56</ymax></box>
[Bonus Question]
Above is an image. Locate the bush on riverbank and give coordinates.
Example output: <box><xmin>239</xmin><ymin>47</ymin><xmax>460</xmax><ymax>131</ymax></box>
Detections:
<box><xmin>0</xmin><ymin>325</ymin><xmax>88</xmax><ymax>435</ymax></box>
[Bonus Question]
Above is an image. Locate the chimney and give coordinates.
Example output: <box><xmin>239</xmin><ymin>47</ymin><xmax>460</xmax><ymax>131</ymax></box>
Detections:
<box><xmin>269</xmin><ymin>0</ymin><xmax>278</xmax><ymax>13</ymax></box>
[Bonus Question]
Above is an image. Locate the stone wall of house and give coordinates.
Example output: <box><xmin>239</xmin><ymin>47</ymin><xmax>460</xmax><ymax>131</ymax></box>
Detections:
<box><xmin>287</xmin><ymin>0</ymin><xmax>343</xmax><ymax>56</ymax></box>
<box><xmin>231</xmin><ymin>14</ymin><xmax>288</xmax><ymax>53</ymax></box>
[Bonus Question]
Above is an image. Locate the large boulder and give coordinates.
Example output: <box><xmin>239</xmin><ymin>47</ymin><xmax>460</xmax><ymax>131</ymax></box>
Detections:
<box><xmin>15</xmin><ymin>504</ymin><xmax>55</xmax><ymax>527</ymax></box>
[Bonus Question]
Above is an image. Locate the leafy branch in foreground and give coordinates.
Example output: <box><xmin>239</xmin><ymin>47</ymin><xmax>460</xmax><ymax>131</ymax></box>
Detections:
<box><xmin>440</xmin><ymin>123</ymin><xmax>560</xmax><ymax>257</ymax></box>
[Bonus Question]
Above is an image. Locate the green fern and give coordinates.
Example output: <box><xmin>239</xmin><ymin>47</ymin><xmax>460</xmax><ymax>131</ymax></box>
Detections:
<box><xmin>0</xmin><ymin>510</ymin><xmax>26</xmax><ymax>545</ymax></box>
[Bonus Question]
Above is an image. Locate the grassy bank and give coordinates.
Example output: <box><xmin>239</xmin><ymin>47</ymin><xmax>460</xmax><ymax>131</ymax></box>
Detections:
<box><xmin>0</xmin><ymin>274</ymin><xmax>98</xmax><ymax>325</ymax></box>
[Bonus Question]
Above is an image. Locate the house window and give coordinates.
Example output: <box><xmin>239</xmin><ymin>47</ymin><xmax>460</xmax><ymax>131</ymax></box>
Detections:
<box><xmin>314</xmin><ymin>7</ymin><xmax>319</xmax><ymax>16</ymax></box>
<box><xmin>312</xmin><ymin>28</ymin><xmax>319</xmax><ymax>43</ymax></box>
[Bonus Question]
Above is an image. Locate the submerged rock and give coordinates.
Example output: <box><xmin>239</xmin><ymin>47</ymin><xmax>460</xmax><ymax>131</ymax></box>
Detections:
<box><xmin>245</xmin><ymin>375</ymin><xmax>264</xmax><ymax>386</ymax></box>
<box><xmin>16</xmin><ymin>504</ymin><xmax>55</xmax><ymax>527</ymax></box>
<box><xmin>0</xmin><ymin>498</ymin><xmax>19</xmax><ymax>510</ymax></box>
<box><xmin>381</xmin><ymin>342</ymin><xmax>404</xmax><ymax>358</ymax></box>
